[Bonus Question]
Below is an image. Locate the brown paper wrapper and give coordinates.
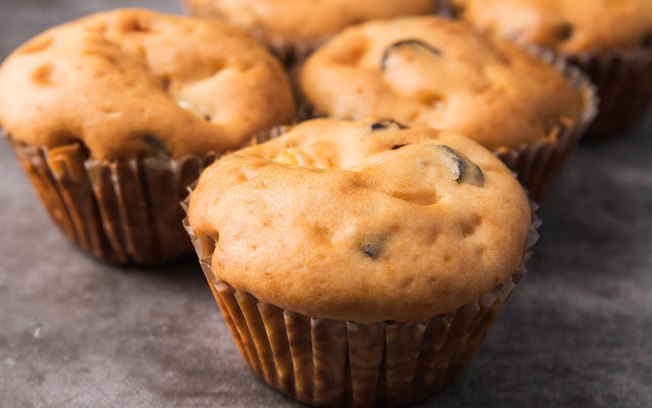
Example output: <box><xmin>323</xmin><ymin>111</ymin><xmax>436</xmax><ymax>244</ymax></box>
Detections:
<box><xmin>4</xmin><ymin>123</ymin><xmax>289</xmax><ymax>266</ymax></box>
<box><xmin>183</xmin><ymin>198</ymin><xmax>540</xmax><ymax>407</ymax></box>
<box><xmin>568</xmin><ymin>47</ymin><xmax>652</xmax><ymax>138</ymax></box>
<box><xmin>5</xmin><ymin>135</ymin><xmax>214</xmax><ymax>266</ymax></box>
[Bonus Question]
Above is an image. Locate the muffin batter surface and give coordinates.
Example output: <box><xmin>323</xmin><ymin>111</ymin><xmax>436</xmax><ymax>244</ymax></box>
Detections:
<box><xmin>300</xmin><ymin>16</ymin><xmax>584</xmax><ymax>150</ymax></box>
<box><xmin>186</xmin><ymin>0</ymin><xmax>436</xmax><ymax>47</ymax></box>
<box><xmin>453</xmin><ymin>0</ymin><xmax>652</xmax><ymax>53</ymax></box>
<box><xmin>188</xmin><ymin>119</ymin><xmax>532</xmax><ymax>323</ymax></box>
<box><xmin>0</xmin><ymin>8</ymin><xmax>295</xmax><ymax>160</ymax></box>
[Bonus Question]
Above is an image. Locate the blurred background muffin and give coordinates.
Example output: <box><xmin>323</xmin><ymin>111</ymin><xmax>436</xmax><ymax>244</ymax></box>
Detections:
<box><xmin>0</xmin><ymin>8</ymin><xmax>295</xmax><ymax>265</ymax></box>
<box><xmin>451</xmin><ymin>0</ymin><xmax>652</xmax><ymax>138</ymax></box>
<box><xmin>300</xmin><ymin>16</ymin><xmax>596</xmax><ymax>201</ymax></box>
<box><xmin>184</xmin><ymin>0</ymin><xmax>438</xmax><ymax>64</ymax></box>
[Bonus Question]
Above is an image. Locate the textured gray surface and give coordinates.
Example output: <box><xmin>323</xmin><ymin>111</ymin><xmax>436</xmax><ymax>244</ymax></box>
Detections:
<box><xmin>1</xmin><ymin>1</ymin><xmax>651</xmax><ymax>407</ymax></box>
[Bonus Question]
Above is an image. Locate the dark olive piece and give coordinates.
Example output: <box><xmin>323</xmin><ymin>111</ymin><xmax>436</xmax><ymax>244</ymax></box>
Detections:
<box><xmin>361</xmin><ymin>243</ymin><xmax>381</xmax><ymax>260</ymax></box>
<box><xmin>391</xmin><ymin>144</ymin><xmax>407</xmax><ymax>150</ymax></box>
<box><xmin>370</xmin><ymin>119</ymin><xmax>409</xmax><ymax>131</ymax></box>
<box><xmin>557</xmin><ymin>22</ymin><xmax>574</xmax><ymax>41</ymax></box>
<box><xmin>160</xmin><ymin>76</ymin><xmax>171</xmax><ymax>91</ymax></box>
<box><xmin>380</xmin><ymin>39</ymin><xmax>442</xmax><ymax>71</ymax></box>
<box><xmin>438</xmin><ymin>145</ymin><xmax>484</xmax><ymax>187</ymax></box>
<box><xmin>360</xmin><ymin>235</ymin><xmax>386</xmax><ymax>260</ymax></box>
<box><xmin>142</xmin><ymin>135</ymin><xmax>171</xmax><ymax>159</ymax></box>
<box><xmin>442</xmin><ymin>1</ymin><xmax>464</xmax><ymax>18</ymax></box>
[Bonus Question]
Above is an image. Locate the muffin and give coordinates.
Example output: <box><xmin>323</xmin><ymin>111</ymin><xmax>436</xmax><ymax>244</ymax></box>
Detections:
<box><xmin>451</xmin><ymin>0</ymin><xmax>652</xmax><ymax>137</ymax></box>
<box><xmin>300</xmin><ymin>16</ymin><xmax>596</xmax><ymax>201</ymax></box>
<box><xmin>0</xmin><ymin>8</ymin><xmax>295</xmax><ymax>265</ymax></box>
<box><xmin>184</xmin><ymin>0</ymin><xmax>438</xmax><ymax>64</ymax></box>
<box><xmin>185</xmin><ymin>118</ymin><xmax>539</xmax><ymax>407</ymax></box>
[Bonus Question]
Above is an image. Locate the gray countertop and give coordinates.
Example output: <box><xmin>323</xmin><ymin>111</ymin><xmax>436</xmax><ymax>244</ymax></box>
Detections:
<box><xmin>1</xmin><ymin>1</ymin><xmax>651</xmax><ymax>407</ymax></box>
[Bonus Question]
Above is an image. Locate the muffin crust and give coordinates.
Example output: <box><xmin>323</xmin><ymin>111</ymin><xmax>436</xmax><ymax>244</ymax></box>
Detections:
<box><xmin>453</xmin><ymin>0</ymin><xmax>652</xmax><ymax>53</ymax></box>
<box><xmin>185</xmin><ymin>0</ymin><xmax>436</xmax><ymax>48</ymax></box>
<box><xmin>188</xmin><ymin>118</ymin><xmax>531</xmax><ymax>323</ymax></box>
<box><xmin>0</xmin><ymin>8</ymin><xmax>295</xmax><ymax>160</ymax></box>
<box><xmin>300</xmin><ymin>16</ymin><xmax>583</xmax><ymax>151</ymax></box>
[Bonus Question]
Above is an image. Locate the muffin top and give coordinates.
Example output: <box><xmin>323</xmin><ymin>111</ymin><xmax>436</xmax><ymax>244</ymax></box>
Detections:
<box><xmin>300</xmin><ymin>16</ymin><xmax>584</xmax><ymax>151</ymax></box>
<box><xmin>453</xmin><ymin>0</ymin><xmax>652</xmax><ymax>53</ymax></box>
<box><xmin>0</xmin><ymin>8</ymin><xmax>295</xmax><ymax>160</ymax></box>
<box><xmin>185</xmin><ymin>0</ymin><xmax>436</xmax><ymax>47</ymax></box>
<box><xmin>188</xmin><ymin>118</ymin><xmax>532</xmax><ymax>323</ymax></box>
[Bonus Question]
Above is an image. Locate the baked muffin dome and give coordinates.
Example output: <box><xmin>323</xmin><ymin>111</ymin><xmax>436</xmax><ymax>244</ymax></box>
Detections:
<box><xmin>185</xmin><ymin>0</ymin><xmax>436</xmax><ymax>49</ymax></box>
<box><xmin>452</xmin><ymin>0</ymin><xmax>652</xmax><ymax>53</ymax></box>
<box><xmin>188</xmin><ymin>118</ymin><xmax>531</xmax><ymax>323</ymax></box>
<box><xmin>300</xmin><ymin>16</ymin><xmax>584</xmax><ymax>151</ymax></box>
<box><xmin>0</xmin><ymin>8</ymin><xmax>295</xmax><ymax>160</ymax></box>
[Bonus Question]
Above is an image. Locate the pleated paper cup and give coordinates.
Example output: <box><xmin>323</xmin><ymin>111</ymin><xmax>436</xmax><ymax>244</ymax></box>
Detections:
<box><xmin>183</xmin><ymin>198</ymin><xmax>540</xmax><ymax>407</ymax></box>
<box><xmin>5</xmin><ymin>136</ymin><xmax>213</xmax><ymax>265</ymax></box>
<box><xmin>568</xmin><ymin>47</ymin><xmax>652</xmax><ymax>138</ymax></box>
<box><xmin>5</xmin><ymin>121</ymin><xmax>291</xmax><ymax>266</ymax></box>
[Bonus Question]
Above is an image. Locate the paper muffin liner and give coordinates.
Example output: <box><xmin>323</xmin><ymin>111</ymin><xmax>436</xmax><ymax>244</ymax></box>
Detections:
<box><xmin>567</xmin><ymin>47</ymin><xmax>652</xmax><ymax>138</ymax></box>
<box><xmin>182</xmin><ymin>196</ymin><xmax>540</xmax><ymax>407</ymax></box>
<box><xmin>4</xmin><ymin>125</ymin><xmax>289</xmax><ymax>266</ymax></box>
<box><xmin>5</xmin><ymin>124</ymin><xmax>289</xmax><ymax>266</ymax></box>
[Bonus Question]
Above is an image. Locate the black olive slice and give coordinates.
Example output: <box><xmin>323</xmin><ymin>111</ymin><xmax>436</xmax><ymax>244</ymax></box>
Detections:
<box><xmin>557</xmin><ymin>22</ymin><xmax>574</xmax><ymax>41</ymax></box>
<box><xmin>381</xmin><ymin>39</ymin><xmax>442</xmax><ymax>71</ymax></box>
<box><xmin>360</xmin><ymin>236</ymin><xmax>386</xmax><ymax>260</ymax></box>
<box><xmin>160</xmin><ymin>76</ymin><xmax>171</xmax><ymax>91</ymax></box>
<box><xmin>437</xmin><ymin>145</ymin><xmax>484</xmax><ymax>186</ymax></box>
<box><xmin>370</xmin><ymin>119</ymin><xmax>409</xmax><ymax>131</ymax></box>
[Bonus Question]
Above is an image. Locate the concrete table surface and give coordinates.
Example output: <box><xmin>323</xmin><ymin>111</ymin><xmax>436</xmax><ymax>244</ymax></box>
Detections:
<box><xmin>0</xmin><ymin>1</ymin><xmax>651</xmax><ymax>407</ymax></box>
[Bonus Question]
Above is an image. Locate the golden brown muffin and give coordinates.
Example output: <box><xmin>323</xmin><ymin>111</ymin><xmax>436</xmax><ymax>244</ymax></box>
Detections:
<box><xmin>185</xmin><ymin>118</ymin><xmax>537</xmax><ymax>406</ymax></box>
<box><xmin>452</xmin><ymin>0</ymin><xmax>652</xmax><ymax>53</ymax></box>
<box><xmin>188</xmin><ymin>118</ymin><xmax>531</xmax><ymax>323</ymax></box>
<box><xmin>0</xmin><ymin>8</ymin><xmax>295</xmax><ymax>160</ymax></box>
<box><xmin>451</xmin><ymin>0</ymin><xmax>652</xmax><ymax>138</ymax></box>
<box><xmin>0</xmin><ymin>9</ymin><xmax>295</xmax><ymax>265</ymax></box>
<box><xmin>300</xmin><ymin>16</ymin><xmax>585</xmax><ymax>151</ymax></box>
<box><xmin>185</xmin><ymin>0</ymin><xmax>437</xmax><ymax>52</ymax></box>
